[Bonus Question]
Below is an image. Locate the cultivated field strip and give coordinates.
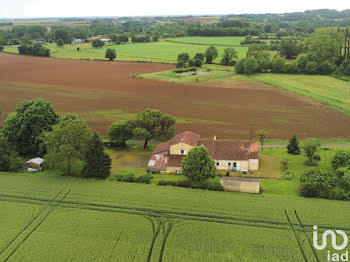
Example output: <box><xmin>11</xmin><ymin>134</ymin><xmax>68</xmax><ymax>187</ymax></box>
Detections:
<box><xmin>0</xmin><ymin>189</ymin><xmax>71</xmax><ymax>261</ymax></box>
<box><xmin>0</xmin><ymin>192</ymin><xmax>348</xmax><ymax>234</ymax></box>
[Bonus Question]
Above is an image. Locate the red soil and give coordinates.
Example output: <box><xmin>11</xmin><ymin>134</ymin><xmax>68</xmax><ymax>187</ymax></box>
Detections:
<box><xmin>0</xmin><ymin>52</ymin><xmax>349</xmax><ymax>139</ymax></box>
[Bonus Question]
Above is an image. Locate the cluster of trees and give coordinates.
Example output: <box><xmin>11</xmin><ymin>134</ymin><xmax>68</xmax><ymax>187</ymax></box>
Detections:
<box><xmin>108</xmin><ymin>109</ymin><xmax>176</xmax><ymax>149</ymax></box>
<box><xmin>299</xmin><ymin>150</ymin><xmax>350</xmax><ymax>200</ymax></box>
<box><xmin>18</xmin><ymin>44</ymin><xmax>50</xmax><ymax>57</ymax></box>
<box><xmin>176</xmin><ymin>52</ymin><xmax>204</xmax><ymax>68</ymax></box>
<box><xmin>91</xmin><ymin>39</ymin><xmax>105</xmax><ymax>48</ymax></box>
<box><xmin>110</xmin><ymin>33</ymin><xmax>129</xmax><ymax>44</ymax></box>
<box><xmin>175</xmin><ymin>46</ymin><xmax>239</xmax><ymax>68</ymax></box>
<box><xmin>0</xmin><ymin>99</ymin><xmax>111</xmax><ymax>179</ymax></box>
<box><xmin>236</xmin><ymin>27</ymin><xmax>350</xmax><ymax>77</ymax></box>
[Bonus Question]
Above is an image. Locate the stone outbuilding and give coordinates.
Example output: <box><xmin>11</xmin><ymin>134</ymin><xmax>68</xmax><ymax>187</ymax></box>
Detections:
<box><xmin>221</xmin><ymin>177</ymin><xmax>260</xmax><ymax>194</ymax></box>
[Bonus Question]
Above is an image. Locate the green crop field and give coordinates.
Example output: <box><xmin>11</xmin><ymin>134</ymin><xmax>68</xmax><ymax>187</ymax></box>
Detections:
<box><xmin>3</xmin><ymin>38</ymin><xmax>248</xmax><ymax>63</ymax></box>
<box><xmin>234</xmin><ymin>73</ymin><xmax>350</xmax><ymax>116</ymax></box>
<box><xmin>1</xmin><ymin>172</ymin><xmax>350</xmax><ymax>262</ymax></box>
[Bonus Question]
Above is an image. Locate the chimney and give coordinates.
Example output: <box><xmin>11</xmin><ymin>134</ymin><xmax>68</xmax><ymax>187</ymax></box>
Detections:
<box><xmin>213</xmin><ymin>135</ymin><xmax>216</xmax><ymax>141</ymax></box>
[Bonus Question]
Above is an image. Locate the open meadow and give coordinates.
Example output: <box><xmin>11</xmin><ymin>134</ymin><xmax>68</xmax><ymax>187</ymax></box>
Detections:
<box><xmin>3</xmin><ymin>38</ymin><xmax>248</xmax><ymax>63</ymax></box>
<box><xmin>1</xmin><ymin>172</ymin><xmax>350</xmax><ymax>262</ymax></box>
<box><xmin>1</xmin><ymin>53</ymin><xmax>350</xmax><ymax>139</ymax></box>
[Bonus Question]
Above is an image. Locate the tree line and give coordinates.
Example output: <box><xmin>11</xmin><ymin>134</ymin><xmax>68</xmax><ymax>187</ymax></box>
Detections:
<box><xmin>235</xmin><ymin>27</ymin><xmax>350</xmax><ymax>77</ymax></box>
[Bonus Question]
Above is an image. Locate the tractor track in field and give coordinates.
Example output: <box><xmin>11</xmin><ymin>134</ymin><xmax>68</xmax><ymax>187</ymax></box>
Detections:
<box><xmin>0</xmin><ymin>189</ymin><xmax>71</xmax><ymax>261</ymax></box>
<box><xmin>1</xmin><ymin>193</ymin><xmax>349</xmax><ymax>233</ymax></box>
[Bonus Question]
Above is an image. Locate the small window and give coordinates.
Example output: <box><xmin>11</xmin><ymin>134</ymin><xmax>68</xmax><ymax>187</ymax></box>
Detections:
<box><xmin>228</xmin><ymin>162</ymin><xmax>231</xmax><ymax>166</ymax></box>
<box><xmin>216</xmin><ymin>162</ymin><xmax>220</xmax><ymax>166</ymax></box>
<box><xmin>180</xmin><ymin>150</ymin><xmax>185</xmax><ymax>155</ymax></box>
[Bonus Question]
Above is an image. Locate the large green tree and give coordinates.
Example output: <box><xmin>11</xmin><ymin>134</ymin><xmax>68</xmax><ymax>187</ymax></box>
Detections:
<box><xmin>129</xmin><ymin>109</ymin><xmax>175</xmax><ymax>149</ymax></box>
<box><xmin>299</xmin><ymin>169</ymin><xmax>337</xmax><ymax>199</ymax></box>
<box><xmin>258</xmin><ymin>130</ymin><xmax>268</xmax><ymax>152</ymax></box>
<box><xmin>301</xmin><ymin>138</ymin><xmax>321</xmax><ymax>164</ymax></box>
<box><xmin>3</xmin><ymin>98</ymin><xmax>59</xmax><ymax>156</ymax></box>
<box><xmin>42</xmin><ymin>115</ymin><xmax>92</xmax><ymax>175</ymax></box>
<box><xmin>204</xmin><ymin>46</ymin><xmax>218</xmax><ymax>64</ymax></box>
<box><xmin>83</xmin><ymin>132</ymin><xmax>111</xmax><ymax>179</ymax></box>
<box><xmin>243</xmin><ymin>57</ymin><xmax>259</xmax><ymax>75</ymax></box>
<box><xmin>220</xmin><ymin>47</ymin><xmax>238</xmax><ymax>66</ymax></box>
<box><xmin>105</xmin><ymin>48</ymin><xmax>117</xmax><ymax>61</ymax></box>
<box><xmin>108</xmin><ymin>121</ymin><xmax>133</xmax><ymax>147</ymax></box>
<box><xmin>182</xmin><ymin>146</ymin><xmax>216</xmax><ymax>182</ymax></box>
<box><xmin>287</xmin><ymin>134</ymin><xmax>300</xmax><ymax>155</ymax></box>
<box><xmin>305</xmin><ymin>28</ymin><xmax>343</xmax><ymax>65</ymax></box>
<box><xmin>91</xmin><ymin>39</ymin><xmax>105</xmax><ymax>48</ymax></box>
<box><xmin>0</xmin><ymin>133</ymin><xmax>22</xmax><ymax>172</ymax></box>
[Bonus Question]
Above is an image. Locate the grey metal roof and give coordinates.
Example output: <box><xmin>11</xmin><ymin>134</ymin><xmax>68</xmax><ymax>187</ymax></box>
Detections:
<box><xmin>25</xmin><ymin>157</ymin><xmax>44</xmax><ymax>165</ymax></box>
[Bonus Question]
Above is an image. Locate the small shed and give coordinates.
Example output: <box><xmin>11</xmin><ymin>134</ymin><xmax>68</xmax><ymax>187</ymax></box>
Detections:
<box><xmin>25</xmin><ymin>158</ymin><xmax>44</xmax><ymax>171</ymax></box>
<box><xmin>221</xmin><ymin>177</ymin><xmax>260</xmax><ymax>194</ymax></box>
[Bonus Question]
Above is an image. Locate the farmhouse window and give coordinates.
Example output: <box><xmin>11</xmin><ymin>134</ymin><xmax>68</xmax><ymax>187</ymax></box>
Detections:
<box><xmin>180</xmin><ymin>150</ymin><xmax>185</xmax><ymax>155</ymax></box>
<box><xmin>228</xmin><ymin>162</ymin><xmax>231</xmax><ymax>166</ymax></box>
<box><xmin>216</xmin><ymin>162</ymin><xmax>220</xmax><ymax>166</ymax></box>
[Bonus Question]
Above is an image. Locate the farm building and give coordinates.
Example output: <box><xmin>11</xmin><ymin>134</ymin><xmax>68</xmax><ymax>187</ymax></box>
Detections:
<box><xmin>148</xmin><ymin>131</ymin><xmax>259</xmax><ymax>174</ymax></box>
<box><xmin>25</xmin><ymin>157</ymin><xmax>44</xmax><ymax>171</ymax></box>
<box><xmin>220</xmin><ymin>177</ymin><xmax>260</xmax><ymax>194</ymax></box>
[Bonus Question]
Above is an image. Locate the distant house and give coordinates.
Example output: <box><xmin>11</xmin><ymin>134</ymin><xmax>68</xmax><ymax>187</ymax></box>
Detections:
<box><xmin>25</xmin><ymin>158</ymin><xmax>44</xmax><ymax>171</ymax></box>
<box><xmin>148</xmin><ymin>131</ymin><xmax>259</xmax><ymax>174</ymax></box>
<box><xmin>72</xmin><ymin>38</ymin><xmax>83</xmax><ymax>44</ymax></box>
<box><xmin>31</xmin><ymin>40</ymin><xmax>48</xmax><ymax>45</ymax></box>
<box><xmin>221</xmin><ymin>177</ymin><xmax>260</xmax><ymax>194</ymax></box>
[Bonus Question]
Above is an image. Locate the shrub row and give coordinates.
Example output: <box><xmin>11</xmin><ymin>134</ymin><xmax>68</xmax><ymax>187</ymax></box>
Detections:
<box><xmin>174</xmin><ymin>67</ymin><xmax>197</xmax><ymax>73</ymax></box>
<box><xmin>115</xmin><ymin>173</ymin><xmax>153</xmax><ymax>184</ymax></box>
<box><xmin>157</xmin><ymin>180</ymin><xmax>224</xmax><ymax>191</ymax></box>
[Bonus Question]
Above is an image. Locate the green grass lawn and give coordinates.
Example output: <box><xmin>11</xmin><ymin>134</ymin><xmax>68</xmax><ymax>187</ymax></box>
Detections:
<box><xmin>137</xmin><ymin>64</ymin><xmax>236</xmax><ymax>84</ymax></box>
<box><xmin>234</xmin><ymin>73</ymin><xmax>350</xmax><ymax>116</ymax></box>
<box><xmin>4</xmin><ymin>39</ymin><xmax>248</xmax><ymax>63</ymax></box>
<box><xmin>105</xmin><ymin>143</ymin><xmax>350</xmax><ymax>198</ymax></box>
<box><xmin>1</xmin><ymin>171</ymin><xmax>350</xmax><ymax>261</ymax></box>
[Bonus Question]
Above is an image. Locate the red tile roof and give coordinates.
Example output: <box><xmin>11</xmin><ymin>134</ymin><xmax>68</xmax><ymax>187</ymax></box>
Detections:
<box><xmin>198</xmin><ymin>140</ymin><xmax>259</xmax><ymax>160</ymax></box>
<box><xmin>152</xmin><ymin>142</ymin><xmax>169</xmax><ymax>154</ymax></box>
<box><xmin>166</xmin><ymin>155</ymin><xmax>185</xmax><ymax>167</ymax></box>
<box><xmin>169</xmin><ymin>131</ymin><xmax>200</xmax><ymax>147</ymax></box>
<box><xmin>149</xmin><ymin>131</ymin><xmax>259</xmax><ymax>168</ymax></box>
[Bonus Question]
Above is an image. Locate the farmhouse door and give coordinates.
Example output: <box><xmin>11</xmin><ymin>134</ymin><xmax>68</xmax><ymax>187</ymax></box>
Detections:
<box><xmin>233</xmin><ymin>163</ymin><xmax>237</xmax><ymax>171</ymax></box>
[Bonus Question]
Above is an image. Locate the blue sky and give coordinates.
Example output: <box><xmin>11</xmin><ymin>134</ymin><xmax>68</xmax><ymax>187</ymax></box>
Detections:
<box><xmin>0</xmin><ymin>0</ymin><xmax>348</xmax><ymax>19</ymax></box>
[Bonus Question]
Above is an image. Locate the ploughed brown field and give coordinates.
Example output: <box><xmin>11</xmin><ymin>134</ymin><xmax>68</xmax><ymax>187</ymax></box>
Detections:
<box><xmin>1</xmin><ymin>52</ymin><xmax>350</xmax><ymax>139</ymax></box>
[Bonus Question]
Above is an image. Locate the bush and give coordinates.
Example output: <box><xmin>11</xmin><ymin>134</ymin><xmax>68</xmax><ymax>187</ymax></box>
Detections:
<box><xmin>235</xmin><ymin>59</ymin><xmax>245</xmax><ymax>74</ymax></box>
<box><xmin>282</xmin><ymin>172</ymin><xmax>294</xmax><ymax>180</ymax></box>
<box><xmin>299</xmin><ymin>169</ymin><xmax>337</xmax><ymax>198</ymax></box>
<box><xmin>124</xmin><ymin>173</ymin><xmax>135</xmax><ymax>182</ymax></box>
<box><xmin>194</xmin><ymin>58</ymin><xmax>203</xmax><ymax>67</ymax></box>
<box><xmin>174</xmin><ymin>67</ymin><xmax>197</xmax><ymax>73</ymax></box>
<box><xmin>318</xmin><ymin>61</ymin><xmax>335</xmax><ymax>75</ymax></box>
<box><xmin>157</xmin><ymin>179</ymin><xmax>224</xmax><ymax>191</ymax></box>
<box><xmin>136</xmin><ymin>174</ymin><xmax>153</xmax><ymax>184</ymax></box>
<box><xmin>243</xmin><ymin>57</ymin><xmax>259</xmax><ymax>75</ymax></box>
<box><xmin>331</xmin><ymin>150</ymin><xmax>350</xmax><ymax>169</ymax></box>
<box><xmin>313</xmin><ymin>154</ymin><xmax>321</xmax><ymax>161</ymax></box>
<box><xmin>305</xmin><ymin>61</ymin><xmax>318</xmax><ymax>74</ymax></box>
<box><xmin>304</xmin><ymin>160</ymin><xmax>318</xmax><ymax>166</ymax></box>
<box><xmin>115</xmin><ymin>174</ymin><xmax>123</xmax><ymax>181</ymax></box>
<box><xmin>0</xmin><ymin>45</ymin><xmax>3</xmax><ymax>52</ymax></box>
